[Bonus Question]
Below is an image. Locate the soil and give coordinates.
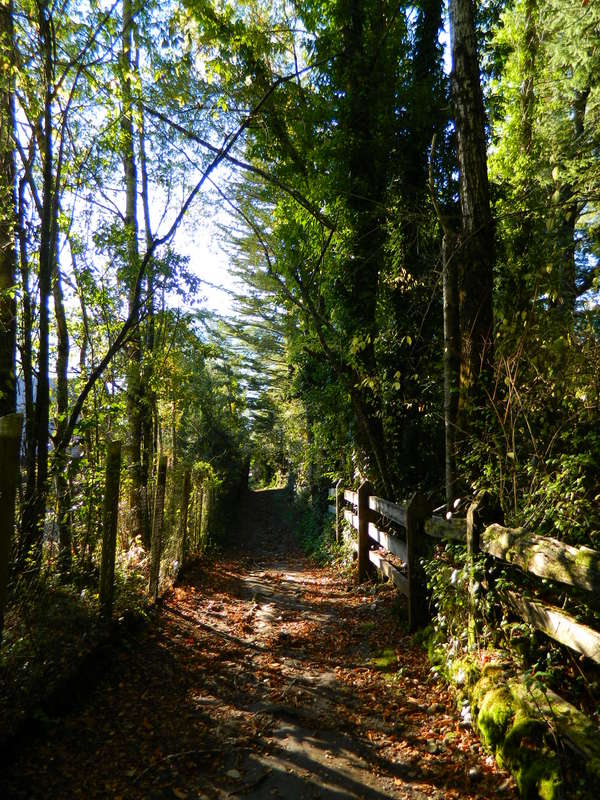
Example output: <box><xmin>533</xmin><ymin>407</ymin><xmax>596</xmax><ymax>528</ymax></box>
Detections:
<box><xmin>0</xmin><ymin>488</ymin><xmax>518</xmax><ymax>799</ymax></box>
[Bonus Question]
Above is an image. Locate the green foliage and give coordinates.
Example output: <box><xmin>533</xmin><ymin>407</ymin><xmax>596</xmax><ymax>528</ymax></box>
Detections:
<box><xmin>423</xmin><ymin>543</ymin><xmax>472</xmax><ymax>658</ymax></box>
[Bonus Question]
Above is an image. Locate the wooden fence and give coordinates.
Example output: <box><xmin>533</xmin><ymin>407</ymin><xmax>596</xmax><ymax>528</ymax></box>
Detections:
<box><xmin>328</xmin><ymin>481</ymin><xmax>600</xmax><ymax>665</ymax></box>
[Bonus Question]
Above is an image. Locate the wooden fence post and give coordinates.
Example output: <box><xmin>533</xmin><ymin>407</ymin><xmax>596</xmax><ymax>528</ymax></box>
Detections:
<box><xmin>196</xmin><ymin>485</ymin><xmax>204</xmax><ymax>548</ymax></box>
<box><xmin>149</xmin><ymin>455</ymin><xmax>167</xmax><ymax>602</ymax></box>
<box><xmin>335</xmin><ymin>478</ymin><xmax>343</xmax><ymax>543</ymax></box>
<box><xmin>179</xmin><ymin>467</ymin><xmax>191</xmax><ymax>566</ymax></box>
<box><xmin>406</xmin><ymin>491</ymin><xmax>432</xmax><ymax>631</ymax></box>
<box><xmin>357</xmin><ymin>480</ymin><xmax>373</xmax><ymax>582</ymax></box>
<box><xmin>466</xmin><ymin>500</ymin><xmax>481</xmax><ymax>651</ymax></box>
<box><xmin>0</xmin><ymin>414</ymin><xmax>23</xmax><ymax>646</ymax></box>
<box><xmin>99</xmin><ymin>440</ymin><xmax>122</xmax><ymax>619</ymax></box>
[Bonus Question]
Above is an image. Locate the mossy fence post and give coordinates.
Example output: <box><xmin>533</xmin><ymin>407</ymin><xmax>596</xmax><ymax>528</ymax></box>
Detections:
<box><xmin>335</xmin><ymin>478</ymin><xmax>343</xmax><ymax>543</ymax></box>
<box><xmin>179</xmin><ymin>467</ymin><xmax>191</xmax><ymax>566</ymax></box>
<box><xmin>99</xmin><ymin>439</ymin><xmax>122</xmax><ymax>619</ymax></box>
<box><xmin>0</xmin><ymin>413</ymin><xmax>23</xmax><ymax>647</ymax></box>
<box><xmin>466</xmin><ymin>500</ymin><xmax>482</xmax><ymax>650</ymax></box>
<box><xmin>357</xmin><ymin>480</ymin><xmax>373</xmax><ymax>582</ymax></box>
<box><xmin>406</xmin><ymin>492</ymin><xmax>432</xmax><ymax>631</ymax></box>
<box><xmin>149</xmin><ymin>455</ymin><xmax>168</xmax><ymax>602</ymax></box>
<box><xmin>194</xmin><ymin>483</ymin><xmax>204</xmax><ymax>550</ymax></box>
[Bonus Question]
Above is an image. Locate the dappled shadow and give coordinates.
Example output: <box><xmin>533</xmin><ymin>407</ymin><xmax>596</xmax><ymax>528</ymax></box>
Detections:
<box><xmin>0</xmin><ymin>490</ymin><xmax>517</xmax><ymax>800</ymax></box>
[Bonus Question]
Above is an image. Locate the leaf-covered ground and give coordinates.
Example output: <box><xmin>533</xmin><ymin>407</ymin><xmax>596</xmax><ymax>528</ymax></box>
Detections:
<box><xmin>0</xmin><ymin>489</ymin><xmax>517</xmax><ymax>799</ymax></box>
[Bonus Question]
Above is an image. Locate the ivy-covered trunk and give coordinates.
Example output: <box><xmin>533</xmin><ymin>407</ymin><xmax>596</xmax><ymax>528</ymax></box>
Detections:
<box><xmin>448</xmin><ymin>0</ymin><xmax>495</xmax><ymax>425</ymax></box>
<box><xmin>335</xmin><ymin>0</ymin><xmax>395</xmax><ymax>496</ymax></box>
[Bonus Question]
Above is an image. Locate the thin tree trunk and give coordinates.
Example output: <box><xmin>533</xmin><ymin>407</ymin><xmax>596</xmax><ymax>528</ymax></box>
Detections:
<box><xmin>99</xmin><ymin>440</ymin><xmax>122</xmax><ymax>618</ymax></box>
<box><xmin>17</xmin><ymin>177</ymin><xmax>36</xmax><ymax>550</ymax></box>
<box><xmin>20</xmin><ymin>4</ymin><xmax>55</xmax><ymax>569</ymax></box>
<box><xmin>0</xmin><ymin>413</ymin><xmax>22</xmax><ymax>647</ymax></box>
<box><xmin>53</xmin><ymin>250</ymin><xmax>71</xmax><ymax>576</ymax></box>
<box><xmin>443</xmin><ymin>232</ymin><xmax>460</xmax><ymax>508</ymax></box>
<box><xmin>121</xmin><ymin>0</ymin><xmax>144</xmax><ymax>543</ymax></box>
<box><xmin>179</xmin><ymin>467</ymin><xmax>191</xmax><ymax>566</ymax></box>
<box><xmin>0</xmin><ymin>0</ymin><xmax>17</xmax><ymax>418</ymax></box>
<box><xmin>135</xmin><ymin>24</ymin><xmax>155</xmax><ymax>550</ymax></box>
<box><xmin>149</xmin><ymin>454</ymin><xmax>167</xmax><ymax>601</ymax></box>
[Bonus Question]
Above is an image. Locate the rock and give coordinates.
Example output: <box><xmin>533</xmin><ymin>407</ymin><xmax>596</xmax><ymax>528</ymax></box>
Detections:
<box><xmin>226</xmin><ymin>769</ymin><xmax>241</xmax><ymax>779</ymax></box>
<box><xmin>468</xmin><ymin>767</ymin><xmax>481</xmax><ymax>781</ymax></box>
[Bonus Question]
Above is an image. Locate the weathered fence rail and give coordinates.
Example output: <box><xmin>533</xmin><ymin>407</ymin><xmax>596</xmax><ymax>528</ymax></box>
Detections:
<box><xmin>329</xmin><ymin>481</ymin><xmax>600</xmax><ymax>663</ymax></box>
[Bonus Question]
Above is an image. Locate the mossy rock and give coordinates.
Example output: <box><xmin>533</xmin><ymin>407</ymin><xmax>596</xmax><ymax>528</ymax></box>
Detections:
<box><xmin>503</xmin><ymin>707</ymin><xmax>561</xmax><ymax>800</ymax></box>
<box><xmin>449</xmin><ymin>655</ymin><xmax>480</xmax><ymax>689</ymax></box>
<box><xmin>477</xmin><ymin>686</ymin><xmax>513</xmax><ymax>749</ymax></box>
<box><xmin>471</xmin><ymin>671</ymin><xmax>503</xmax><ymax>715</ymax></box>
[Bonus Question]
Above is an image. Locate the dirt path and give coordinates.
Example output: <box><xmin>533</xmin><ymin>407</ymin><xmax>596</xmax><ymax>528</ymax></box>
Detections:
<box><xmin>0</xmin><ymin>489</ymin><xmax>517</xmax><ymax>799</ymax></box>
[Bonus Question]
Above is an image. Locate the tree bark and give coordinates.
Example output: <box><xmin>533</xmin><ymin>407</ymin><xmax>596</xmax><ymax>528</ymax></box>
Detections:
<box><xmin>20</xmin><ymin>3</ymin><xmax>55</xmax><ymax>569</ymax></box>
<box><xmin>0</xmin><ymin>413</ymin><xmax>22</xmax><ymax>647</ymax></box>
<box><xmin>0</xmin><ymin>0</ymin><xmax>17</xmax><ymax>418</ymax></box>
<box><xmin>53</xmin><ymin>257</ymin><xmax>71</xmax><ymax>577</ymax></box>
<box><xmin>449</xmin><ymin>0</ymin><xmax>495</xmax><ymax>422</ymax></box>
<box><xmin>121</xmin><ymin>0</ymin><xmax>144</xmax><ymax>543</ymax></box>
<box><xmin>149</xmin><ymin>454</ymin><xmax>167</xmax><ymax>601</ymax></box>
<box><xmin>99</xmin><ymin>440</ymin><xmax>122</xmax><ymax>619</ymax></box>
<box><xmin>443</xmin><ymin>232</ymin><xmax>460</xmax><ymax>508</ymax></box>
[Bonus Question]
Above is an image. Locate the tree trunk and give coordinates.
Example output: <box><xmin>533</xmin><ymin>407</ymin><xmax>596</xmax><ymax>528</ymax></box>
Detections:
<box><xmin>121</xmin><ymin>0</ymin><xmax>144</xmax><ymax>543</ymax></box>
<box><xmin>335</xmin><ymin>0</ymin><xmax>394</xmax><ymax>495</ymax></box>
<box><xmin>179</xmin><ymin>467</ymin><xmax>191</xmax><ymax>566</ymax></box>
<box><xmin>135</xmin><ymin>24</ymin><xmax>155</xmax><ymax>550</ymax></box>
<box><xmin>449</xmin><ymin>0</ymin><xmax>495</xmax><ymax>424</ymax></box>
<box><xmin>0</xmin><ymin>0</ymin><xmax>17</xmax><ymax>418</ymax></box>
<box><xmin>443</xmin><ymin>232</ymin><xmax>460</xmax><ymax>508</ymax></box>
<box><xmin>20</xmin><ymin>4</ymin><xmax>55</xmax><ymax>569</ymax></box>
<box><xmin>53</xmin><ymin>259</ymin><xmax>71</xmax><ymax>577</ymax></box>
<box><xmin>99</xmin><ymin>440</ymin><xmax>122</xmax><ymax>619</ymax></box>
<box><xmin>17</xmin><ymin>178</ymin><xmax>36</xmax><ymax>555</ymax></box>
<box><xmin>149</xmin><ymin>454</ymin><xmax>167</xmax><ymax>601</ymax></box>
<box><xmin>0</xmin><ymin>413</ymin><xmax>22</xmax><ymax>647</ymax></box>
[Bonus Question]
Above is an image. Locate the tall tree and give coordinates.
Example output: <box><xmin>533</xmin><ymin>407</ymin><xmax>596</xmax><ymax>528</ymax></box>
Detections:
<box><xmin>0</xmin><ymin>0</ymin><xmax>16</xmax><ymax>417</ymax></box>
<box><xmin>448</xmin><ymin>0</ymin><xmax>495</xmax><ymax>424</ymax></box>
<box><xmin>121</xmin><ymin>0</ymin><xmax>144</xmax><ymax>544</ymax></box>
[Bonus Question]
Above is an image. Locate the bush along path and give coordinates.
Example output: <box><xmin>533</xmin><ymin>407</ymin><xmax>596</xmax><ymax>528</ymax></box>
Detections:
<box><xmin>0</xmin><ymin>489</ymin><xmax>517</xmax><ymax>800</ymax></box>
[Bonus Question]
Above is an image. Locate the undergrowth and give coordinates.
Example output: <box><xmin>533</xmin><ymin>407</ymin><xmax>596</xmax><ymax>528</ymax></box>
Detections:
<box><xmin>292</xmin><ymin>490</ymin><xmax>352</xmax><ymax>567</ymax></box>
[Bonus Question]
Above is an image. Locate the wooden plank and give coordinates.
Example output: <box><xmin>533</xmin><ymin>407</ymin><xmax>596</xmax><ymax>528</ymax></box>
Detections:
<box><xmin>350</xmin><ymin>541</ymin><xmax>408</xmax><ymax>596</ymax></box>
<box><xmin>343</xmin><ymin>508</ymin><xmax>359</xmax><ymax>530</ymax></box>
<box><xmin>327</xmin><ymin>504</ymin><xmax>336</xmax><ymax>516</ymax></box>
<box><xmin>368</xmin><ymin>522</ymin><xmax>407</xmax><ymax>562</ymax></box>
<box><xmin>506</xmin><ymin>590</ymin><xmax>600</xmax><ymax>664</ymax></box>
<box><xmin>368</xmin><ymin>550</ymin><xmax>409</xmax><ymax>596</ymax></box>
<box><xmin>483</xmin><ymin>524</ymin><xmax>600</xmax><ymax>593</ymax></box>
<box><xmin>368</xmin><ymin>495</ymin><xmax>407</xmax><ymax>527</ymax></box>
<box><xmin>424</xmin><ymin>515</ymin><xmax>467</xmax><ymax>542</ymax></box>
<box><xmin>344</xmin><ymin>489</ymin><xmax>358</xmax><ymax>506</ymax></box>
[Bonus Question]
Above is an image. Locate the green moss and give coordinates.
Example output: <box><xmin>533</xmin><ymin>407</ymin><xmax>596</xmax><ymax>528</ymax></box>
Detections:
<box><xmin>477</xmin><ymin>687</ymin><xmax>513</xmax><ymax>749</ymax></box>
<box><xmin>502</xmin><ymin>697</ymin><xmax>561</xmax><ymax>800</ymax></box>
<box><xmin>512</xmin><ymin>748</ymin><xmax>561</xmax><ymax>800</ymax></box>
<box><xmin>370</xmin><ymin>648</ymin><xmax>397</xmax><ymax>672</ymax></box>
<box><xmin>449</xmin><ymin>656</ymin><xmax>480</xmax><ymax>688</ymax></box>
<box><xmin>503</xmin><ymin>709</ymin><xmax>545</xmax><ymax>761</ymax></box>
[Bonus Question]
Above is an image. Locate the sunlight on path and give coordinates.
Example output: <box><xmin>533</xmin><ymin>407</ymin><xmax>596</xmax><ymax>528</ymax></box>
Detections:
<box><xmin>0</xmin><ymin>489</ymin><xmax>517</xmax><ymax>800</ymax></box>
